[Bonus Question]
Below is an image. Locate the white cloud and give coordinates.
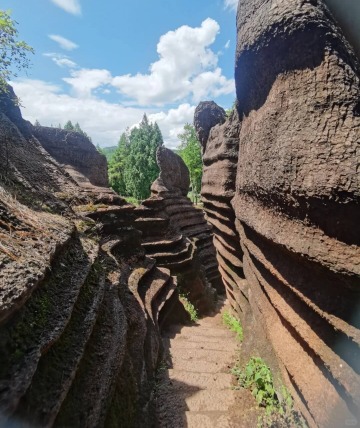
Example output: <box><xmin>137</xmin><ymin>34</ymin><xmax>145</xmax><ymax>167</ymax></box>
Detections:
<box><xmin>149</xmin><ymin>104</ymin><xmax>196</xmax><ymax>148</ymax></box>
<box><xmin>225</xmin><ymin>40</ymin><xmax>230</xmax><ymax>49</ymax></box>
<box><xmin>191</xmin><ymin>68</ymin><xmax>234</xmax><ymax>102</ymax></box>
<box><xmin>224</xmin><ymin>0</ymin><xmax>238</xmax><ymax>11</ymax></box>
<box><xmin>44</xmin><ymin>53</ymin><xmax>77</xmax><ymax>69</ymax></box>
<box><xmin>50</xmin><ymin>0</ymin><xmax>81</xmax><ymax>15</ymax></box>
<box><xmin>112</xmin><ymin>18</ymin><xmax>234</xmax><ymax>106</ymax></box>
<box><xmin>49</xmin><ymin>34</ymin><xmax>79</xmax><ymax>51</ymax></box>
<box><xmin>12</xmin><ymin>79</ymin><xmax>195</xmax><ymax>148</ymax></box>
<box><xmin>63</xmin><ymin>69</ymin><xmax>112</xmax><ymax>98</ymax></box>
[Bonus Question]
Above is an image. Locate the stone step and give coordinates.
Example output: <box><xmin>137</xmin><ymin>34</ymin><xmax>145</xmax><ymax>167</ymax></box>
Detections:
<box><xmin>163</xmin><ymin>332</ymin><xmax>233</xmax><ymax>344</ymax></box>
<box><xmin>165</xmin><ymin>338</ymin><xmax>236</xmax><ymax>352</ymax></box>
<box><xmin>169</xmin><ymin>358</ymin><xmax>232</xmax><ymax>374</ymax></box>
<box><xmin>167</xmin><ymin>370</ymin><xmax>233</xmax><ymax>390</ymax></box>
<box><xmin>165</xmin><ymin>325</ymin><xmax>234</xmax><ymax>338</ymax></box>
<box><xmin>185</xmin><ymin>390</ymin><xmax>237</xmax><ymax>412</ymax></box>
<box><xmin>185</xmin><ymin>411</ymin><xmax>235</xmax><ymax>428</ymax></box>
<box><xmin>170</xmin><ymin>348</ymin><xmax>235</xmax><ymax>364</ymax></box>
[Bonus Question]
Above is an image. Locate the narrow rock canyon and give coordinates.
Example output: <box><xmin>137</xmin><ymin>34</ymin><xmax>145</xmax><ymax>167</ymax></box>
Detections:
<box><xmin>0</xmin><ymin>0</ymin><xmax>359</xmax><ymax>427</ymax></box>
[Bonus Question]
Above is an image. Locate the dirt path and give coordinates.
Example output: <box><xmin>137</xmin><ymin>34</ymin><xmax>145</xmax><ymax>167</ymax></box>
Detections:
<box><xmin>155</xmin><ymin>300</ymin><xmax>257</xmax><ymax>427</ymax></box>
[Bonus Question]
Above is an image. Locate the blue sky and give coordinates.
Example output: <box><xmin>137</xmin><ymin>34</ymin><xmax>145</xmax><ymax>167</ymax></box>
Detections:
<box><xmin>4</xmin><ymin>0</ymin><xmax>238</xmax><ymax>147</ymax></box>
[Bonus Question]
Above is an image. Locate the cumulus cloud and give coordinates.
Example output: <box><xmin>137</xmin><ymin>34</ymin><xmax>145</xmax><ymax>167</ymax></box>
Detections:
<box><xmin>43</xmin><ymin>53</ymin><xmax>77</xmax><ymax>69</ymax></box>
<box><xmin>63</xmin><ymin>69</ymin><xmax>112</xmax><ymax>98</ymax></box>
<box><xmin>224</xmin><ymin>0</ymin><xmax>238</xmax><ymax>11</ymax></box>
<box><xmin>12</xmin><ymin>79</ymin><xmax>195</xmax><ymax>148</ymax></box>
<box><xmin>149</xmin><ymin>104</ymin><xmax>196</xmax><ymax>149</ymax></box>
<box><xmin>50</xmin><ymin>0</ymin><xmax>81</xmax><ymax>15</ymax></box>
<box><xmin>112</xmin><ymin>18</ymin><xmax>234</xmax><ymax>106</ymax></box>
<box><xmin>49</xmin><ymin>34</ymin><xmax>79</xmax><ymax>51</ymax></box>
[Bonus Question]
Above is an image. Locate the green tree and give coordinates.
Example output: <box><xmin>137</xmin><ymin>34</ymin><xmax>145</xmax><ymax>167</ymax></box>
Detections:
<box><xmin>177</xmin><ymin>124</ymin><xmax>203</xmax><ymax>203</ymax></box>
<box><xmin>225</xmin><ymin>100</ymin><xmax>236</xmax><ymax>117</ymax></box>
<box><xmin>123</xmin><ymin>115</ymin><xmax>163</xmax><ymax>200</ymax></box>
<box><xmin>108</xmin><ymin>116</ymin><xmax>163</xmax><ymax>200</ymax></box>
<box><xmin>64</xmin><ymin>120</ymin><xmax>74</xmax><ymax>131</ymax></box>
<box><xmin>64</xmin><ymin>120</ymin><xmax>92</xmax><ymax>141</ymax></box>
<box><xmin>0</xmin><ymin>10</ymin><xmax>34</xmax><ymax>94</ymax></box>
<box><xmin>108</xmin><ymin>133</ymin><xmax>129</xmax><ymax>196</ymax></box>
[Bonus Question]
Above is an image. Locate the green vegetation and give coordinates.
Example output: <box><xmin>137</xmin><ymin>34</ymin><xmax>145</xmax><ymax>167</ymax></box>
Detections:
<box><xmin>179</xmin><ymin>292</ymin><xmax>198</xmax><ymax>322</ymax></box>
<box><xmin>232</xmin><ymin>357</ymin><xmax>279</xmax><ymax>415</ymax></box>
<box><xmin>63</xmin><ymin>120</ymin><xmax>92</xmax><ymax>140</ymax></box>
<box><xmin>232</xmin><ymin>357</ymin><xmax>306</xmax><ymax>427</ymax></box>
<box><xmin>225</xmin><ymin>100</ymin><xmax>236</xmax><ymax>117</ymax></box>
<box><xmin>124</xmin><ymin>196</ymin><xmax>140</xmax><ymax>206</ymax></box>
<box><xmin>96</xmin><ymin>145</ymin><xmax>117</xmax><ymax>162</ymax></box>
<box><xmin>108</xmin><ymin>114</ymin><xmax>163</xmax><ymax>200</ymax></box>
<box><xmin>222</xmin><ymin>311</ymin><xmax>243</xmax><ymax>341</ymax></box>
<box><xmin>177</xmin><ymin>124</ymin><xmax>202</xmax><ymax>204</ymax></box>
<box><xmin>0</xmin><ymin>10</ymin><xmax>34</xmax><ymax>95</ymax></box>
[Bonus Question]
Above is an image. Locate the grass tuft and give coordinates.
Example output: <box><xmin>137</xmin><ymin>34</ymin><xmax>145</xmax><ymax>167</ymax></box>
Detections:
<box><xmin>179</xmin><ymin>293</ymin><xmax>198</xmax><ymax>322</ymax></box>
<box><xmin>222</xmin><ymin>310</ymin><xmax>243</xmax><ymax>341</ymax></box>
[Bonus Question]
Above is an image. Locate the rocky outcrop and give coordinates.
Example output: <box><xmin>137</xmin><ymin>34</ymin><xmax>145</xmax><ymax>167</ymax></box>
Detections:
<box><xmin>33</xmin><ymin>126</ymin><xmax>108</xmax><ymax>188</ymax></box>
<box><xmin>0</xmin><ymin>87</ymin><xmax>177</xmax><ymax>427</ymax></box>
<box><xmin>194</xmin><ymin>101</ymin><xmax>226</xmax><ymax>153</ymax></box>
<box><xmin>196</xmin><ymin>1</ymin><xmax>360</xmax><ymax>426</ymax></box>
<box><xmin>196</xmin><ymin>105</ymin><xmax>245</xmax><ymax>317</ymax></box>
<box><xmin>134</xmin><ymin>146</ymin><xmax>223</xmax><ymax>314</ymax></box>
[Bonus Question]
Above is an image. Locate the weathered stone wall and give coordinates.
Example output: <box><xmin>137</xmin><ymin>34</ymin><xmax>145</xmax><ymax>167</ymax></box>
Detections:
<box><xmin>0</xmin><ymin>87</ymin><xmax>176</xmax><ymax>427</ymax></box>
<box><xmin>197</xmin><ymin>0</ymin><xmax>360</xmax><ymax>426</ymax></box>
<box><xmin>33</xmin><ymin>126</ymin><xmax>108</xmax><ymax>188</ymax></box>
<box><xmin>134</xmin><ymin>146</ymin><xmax>223</xmax><ymax>314</ymax></box>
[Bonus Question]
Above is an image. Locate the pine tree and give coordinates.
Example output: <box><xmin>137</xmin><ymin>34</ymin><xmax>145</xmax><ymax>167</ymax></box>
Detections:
<box><xmin>108</xmin><ymin>116</ymin><xmax>164</xmax><ymax>200</ymax></box>
<box><xmin>74</xmin><ymin>122</ymin><xmax>82</xmax><ymax>133</ymax></box>
<box><xmin>64</xmin><ymin>120</ymin><xmax>74</xmax><ymax>131</ymax></box>
<box><xmin>108</xmin><ymin>133</ymin><xmax>129</xmax><ymax>196</ymax></box>
<box><xmin>34</xmin><ymin>119</ymin><xmax>41</xmax><ymax>127</ymax></box>
<box><xmin>178</xmin><ymin>124</ymin><xmax>203</xmax><ymax>203</ymax></box>
<box><xmin>123</xmin><ymin>114</ymin><xmax>163</xmax><ymax>200</ymax></box>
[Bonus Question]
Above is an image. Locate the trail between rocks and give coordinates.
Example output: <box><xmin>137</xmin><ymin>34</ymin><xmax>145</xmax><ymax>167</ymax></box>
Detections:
<box><xmin>156</xmin><ymin>301</ymin><xmax>255</xmax><ymax>427</ymax></box>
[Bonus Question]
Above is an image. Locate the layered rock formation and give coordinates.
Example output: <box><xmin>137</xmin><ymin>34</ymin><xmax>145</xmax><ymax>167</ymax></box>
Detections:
<box><xmin>196</xmin><ymin>0</ymin><xmax>360</xmax><ymax>426</ymax></box>
<box><xmin>134</xmin><ymin>146</ymin><xmax>223</xmax><ymax>314</ymax></box>
<box><xmin>33</xmin><ymin>125</ymin><xmax>108</xmax><ymax>188</ymax></box>
<box><xmin>0</xmin><ymin>87</ymin><xmax>177</xmax><ymax>427</ymax></box>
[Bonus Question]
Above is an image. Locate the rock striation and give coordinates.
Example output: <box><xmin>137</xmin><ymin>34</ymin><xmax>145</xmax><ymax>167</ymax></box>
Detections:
<box><xmin>33</xmin><ymin>125</ymin><xmax>108</xmax><ymax>188</ymax></box>
<box><xmin>0</xmin><ymin>87</ymin><xmax>177</xmax><ymax>427</ymax></box>
<box><xmin>134</xmin><ymin>146</ymin><xmax>223</xmax><ymax>314</ymax></box>
<box><xmin>196</xmin><ymin>0</ymin><xmax>360</xmax><ymax>426</ymax></box>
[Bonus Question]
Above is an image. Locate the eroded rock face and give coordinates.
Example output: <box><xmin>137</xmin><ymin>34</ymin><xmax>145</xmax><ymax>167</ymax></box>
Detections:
<box><xmin>0</xmin><ymin>88</ymin><xmax>176</xmax><ymax>427</ymax></box>
<box><xmin>33</xmin><ymin>126</ymin><xmax>108</xmax><ymax>188</ymax></box>
<box><xmin>136</xmin><ymin>147</ymin><xmax>224</xmax><ymax>314</ymax></box>
<box><xmin>197</xmin><ymin>0</ymin><xmax>360</xmax><ymax>426</ymax></box>
<box><xmin>194</xmin><ymin>101</ymin><xmax>226</xmax><ymax>152</ymax></box>
<box><xmin>152</xmin><ymin>145</ymin><xmax>190</xmax><ymax>196</ymax></box>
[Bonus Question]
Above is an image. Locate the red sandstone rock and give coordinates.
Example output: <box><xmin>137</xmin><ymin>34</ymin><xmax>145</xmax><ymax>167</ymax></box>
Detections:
<box><xmin>33</xmin><ymin>126</ymin><xmax>108</xmax><ymax>188</ymax></box>
<box><xmin>196</xmin><ymin>0</ymin><xmax>360</xmax><ymax>426</ymax></box>
<box><xmin>0</xmin><ymin>86</ymin><xmax>176</xmax><ymax>427</ymax></box>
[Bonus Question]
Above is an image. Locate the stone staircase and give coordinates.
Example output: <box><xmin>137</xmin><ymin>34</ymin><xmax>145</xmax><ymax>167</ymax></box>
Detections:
<box><xmin>156</xmin><ymin>300</ymin><xmax>255</xmax><ymax>427</ymax></box>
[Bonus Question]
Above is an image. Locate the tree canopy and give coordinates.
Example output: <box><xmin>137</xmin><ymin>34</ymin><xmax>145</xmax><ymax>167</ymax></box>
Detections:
<box><xmin>63</xmin><ymin>120</ymin><xmax>92</xmax><ymax>141</ymax></box>
<box><xmin>177</xmin><ymin>124</ymin><xmax>203</xmax><ymax>202</ymax></box>
<box><xmin>109</xmin><ymin>115</ymin><xmax>164</xmax><ymax>200</ymax></box>
<box><xmin>0</xmin><ymin>10</ymin><xmax>34</xmax><ymax>94</ymax></box>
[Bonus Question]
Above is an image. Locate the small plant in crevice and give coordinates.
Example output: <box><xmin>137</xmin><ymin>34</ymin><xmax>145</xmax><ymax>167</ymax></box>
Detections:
<box><xmin>222</xmin><ymin>310</ymin><xmax>243</xmax><ymax>342</ymax></box>
<box><xmin>179</xmin><ymin>292</ymin><xmax>198</xmax><ymax>322</ymax></box>
<box><xmin>232</xmin><ymin>357</ymin><xmax>307</xmax><ymax>427</ymax></box>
